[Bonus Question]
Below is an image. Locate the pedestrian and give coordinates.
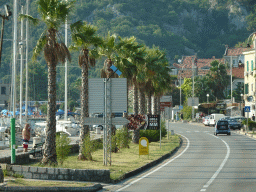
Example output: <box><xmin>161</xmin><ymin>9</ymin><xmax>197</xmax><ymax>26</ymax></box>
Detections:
<box><xmin>180</xmin><ymin>112</ymin><xmax>183</xmax><ymax>120</ymax></box>
<box><xmin>252</xmin><ymin>114</ymin><xmax>255</xmax><ymax>121</ymax></box>
<box><xmin>22</xmin><ymin>123</ymin><xmax>31</xmax><ymax>152</ymax></box>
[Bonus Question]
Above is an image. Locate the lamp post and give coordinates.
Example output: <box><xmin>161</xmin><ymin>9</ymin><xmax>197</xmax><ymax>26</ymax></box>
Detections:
<box><xmin>207</xmin><ymin>94</ymin><xmax>209</xmax><ymax>115</ymax></box>
<box><xmin>180</xmin><ymin>66</ymin><xmax>184</xmax><ymax>108</ymax></box>
<box><xmin>240</xmin><ymin>93</ymin><xmax>243</xmax><ymax>116</ymax></box>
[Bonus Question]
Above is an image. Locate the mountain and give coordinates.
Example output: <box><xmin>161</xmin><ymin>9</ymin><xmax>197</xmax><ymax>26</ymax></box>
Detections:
<box><xmin>0</xmin><ymin>0</ymin><xmax>254</xmax><ymax>102</ymax></box>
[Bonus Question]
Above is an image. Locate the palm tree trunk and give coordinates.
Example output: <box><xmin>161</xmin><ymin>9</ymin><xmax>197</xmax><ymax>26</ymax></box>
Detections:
<box><xmin>133</xmin><ymin>84</ymin><xmax>138</xmax><ymax>115</ymax></box>
<box><xmin>138</xmin><ymin>87</ymin><xmax>145</xmax><ymax>115</ymax></box>
<box><xmin>146</xmin><ymin>94</ymin><xmax>151</xmax><ymax>115</ymax></box>
<box><xmin>42</xmin><ymin>64</ymin><xmax>57</xmax><ymax>165</ymax></box>
<box><xmin>152</xmin><ymin>95</ymin><xmax>157</xmax><ymax>115</ymax></box>
<box><xmin>156</xmin><ymin>95</ymin><xmax>160</xmax><ymax>115</ymax></box>
<box><xmin>78</xmin><ymin>57</ymin><xmax>90</xmax><ymax>160</ymax></box>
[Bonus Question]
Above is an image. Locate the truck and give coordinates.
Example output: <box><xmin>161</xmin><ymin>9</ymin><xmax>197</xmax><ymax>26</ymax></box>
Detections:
<box><xmin>208</xmin><ymin>113</ymin><xmax>225</xmax><ymax>126</ymax></box>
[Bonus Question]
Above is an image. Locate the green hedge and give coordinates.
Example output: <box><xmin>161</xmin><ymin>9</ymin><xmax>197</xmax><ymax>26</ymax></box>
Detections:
<box><xmin>139</xmin><ymin>120</ymin><xmax>167</xmax><ymax>142</ymax></box>
<box><xmin>242</xmin><ymin>119</ymin><xmax>256</xmax><ymax>131</ymax></box>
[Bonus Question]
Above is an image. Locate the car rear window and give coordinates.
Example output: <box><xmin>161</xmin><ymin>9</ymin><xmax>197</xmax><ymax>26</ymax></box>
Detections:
<box><xmin>217</xmin><ymin>121</ymin><xmax>228</xmax><ymax>125</ymax></box>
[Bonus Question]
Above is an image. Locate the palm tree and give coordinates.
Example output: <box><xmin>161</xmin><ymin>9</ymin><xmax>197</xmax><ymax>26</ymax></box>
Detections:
<box><xmin>70</xmin><ymin>21</ymin><xmax>103</xmax><ymax>160</ymax></box>
<box><xmin>115</xmin><ymin>36</ymin><xmax>143</xmax><ymax>114</ymax></box>
<box><xmin>99</xmin><ymin>32</ymin><xmax>119</xmax><ymax>78</ymax></box>
<box><xmin>20</xmin><ymin>0</ymin><xmax>74</xmax><ymax>165</ymax></box>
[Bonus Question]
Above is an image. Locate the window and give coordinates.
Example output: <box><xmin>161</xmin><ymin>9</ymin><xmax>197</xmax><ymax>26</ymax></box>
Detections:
<box><xmin>233</xmin><ymin>60</ymin><xmax>236</xmax><ymax>66</ymax></box>
<box><xmin>251</xmin><ymin>60</ymin><xmax>254</xmax><ymax>71</ymax></box>
<box><xmin>245</xmin><ymin>83</ymin><xmax>248</xmax><ymax>94</ymax></box>
<box><xmin>1</xmin><ymin>87</ymin><xmax>6</xmax><ymax>95</ymax></box>
<box><xmin>247</xmin><ymin>61</ymin><xmax>249</xmax><ymax>71</ymax></box>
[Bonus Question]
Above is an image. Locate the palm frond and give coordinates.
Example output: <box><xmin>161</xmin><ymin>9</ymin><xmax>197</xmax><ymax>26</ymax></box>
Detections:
<box><xmin>19</xmin><ymin>14</ymin><xmax>39</xmax><ymax>25</ymax></box>
<box><xmin>70</xmin><ymin>20</ymin><xmax>84</xmax><ymax>33</ymax></box>
<box><xmin>32</xmin><ymin>32</ymin><xmax>47</xmax><ymax>61</ymax></box>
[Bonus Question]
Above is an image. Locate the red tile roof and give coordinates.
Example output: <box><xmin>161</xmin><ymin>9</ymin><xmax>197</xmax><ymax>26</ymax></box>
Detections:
<box><xmin>232</xmin><ymin>66</ymin><xmax>244</xmax><ymax>78</ymax></box>
<box><xmin>173</xmin><ymin>55</ymin><xmax>224</xmax><ymax>69</ymax></box>
<box><xmin>225</xmin><ymin>47</ymin><xmax>250</xmax><ymax>56</ymax></box>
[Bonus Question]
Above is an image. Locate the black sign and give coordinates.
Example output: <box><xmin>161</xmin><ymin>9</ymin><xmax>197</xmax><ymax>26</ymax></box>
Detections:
<box><xmin>147</xmin><ymin>115</ymin><xmax>160</xmax><ymax>130</ymax></box>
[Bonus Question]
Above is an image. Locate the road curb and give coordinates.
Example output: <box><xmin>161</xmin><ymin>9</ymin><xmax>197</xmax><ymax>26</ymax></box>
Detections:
<box><xmin>0</xmin><ymin>183</ymin><xmax>102</xmax><ymax>192</ymax></box>
<box><xmin>111</xmin><ymin>136</ymin><xmax>183</xmax><ymax>184</ymax></box>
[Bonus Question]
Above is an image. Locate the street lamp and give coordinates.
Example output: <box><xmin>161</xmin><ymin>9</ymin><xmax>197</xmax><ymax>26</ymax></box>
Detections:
<box><xmin>207</xmin><ymin>94</ymin><xmax>209</xmax><ymax>115</ymax></box>
<box><xmin>0</xmin><ymin>4</ymin><xmax>12</xmax><ymax>67</ymax></box>
<box><xmin>180</xmin><ymin>66</ymin><xmax>184</xmax><ymax>108</ymax></box>
<box><xmin>240</xmin><ymin>93</ymin><xmax>243</xmax><ymax>116</ymax></box>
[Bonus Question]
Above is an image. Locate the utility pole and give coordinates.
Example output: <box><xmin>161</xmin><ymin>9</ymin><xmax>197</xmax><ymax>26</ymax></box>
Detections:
<box><xmin>13</xmin><ymin>0</ymin><xmax>18</xmax><ymax>118</ymax></box>
<box><xmin>25</xmin><ymin>0</ymin><xmax>29</xmax><ymax>122</ymax></box>
<box><xmin>192</xmin><ymin>57</ymin><xmax>195</xmax><ymax>120</ymax></box>
<box><xmin>64</xmin><ymin>1</ymin><xmax>68</xmax><ymax>120</ymax></box>
<box><xmin>19</xmin><ymin>6</ymin><xmax>24</xmax><ymax>125</ymax></box>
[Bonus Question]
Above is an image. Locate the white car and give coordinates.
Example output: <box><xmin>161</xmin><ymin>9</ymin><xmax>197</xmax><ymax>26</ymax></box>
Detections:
<box><xmin>203</xmin><ymin>116</ymin><xmax>210</xmax><ymax>126</ymax></box>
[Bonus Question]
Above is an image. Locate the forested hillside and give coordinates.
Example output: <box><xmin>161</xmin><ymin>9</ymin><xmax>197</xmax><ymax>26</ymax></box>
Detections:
<box><xmin>0</xmin><ymin>0</ymin><xmax>255</xmax><ymax>102</ymax></box>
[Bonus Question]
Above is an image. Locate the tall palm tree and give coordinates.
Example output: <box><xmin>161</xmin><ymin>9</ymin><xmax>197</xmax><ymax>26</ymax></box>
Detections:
<box><xmin>99</xmin><ymin>32</ymin><xmax>119</xmax><ymax>78</ymax></box>
<box><xmin>20</xmin><ymin>0</ymin><xmax>74</xmax><ymax>165</ymax></box>
<box><xmin>151</xmin><ymin>48</ymin><xmax>171</xmax><ymax>115</ymax></box>
<box><xmin>115</xmin><ymin>36</ymin><xmax>143</xmax><ymax>114</ymax></box>
<box><xmin>70</xmin><ymin>21</ymin><xmax>103</xmax><ymax>160</ymax></box>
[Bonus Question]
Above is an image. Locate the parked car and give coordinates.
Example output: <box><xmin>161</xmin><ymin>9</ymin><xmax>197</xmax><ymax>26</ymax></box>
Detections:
<box><xmin>227</xmin><ymin>119</ymin><xmax>242</xmax><ymax>130</ymax></box>
<box><xmin>230</xmin><ymin>116</ymin><xmax>246</xmax><ymax>124</ymax></box>
<box><xmin>203</xmin><ymin>116</ymin><xmax>210</xmax><ymax>126</ymax></box>
<box><xmin>214</xmin><ymin>120</ymin><xmax>231</xmax><ymax>136</ymax></box>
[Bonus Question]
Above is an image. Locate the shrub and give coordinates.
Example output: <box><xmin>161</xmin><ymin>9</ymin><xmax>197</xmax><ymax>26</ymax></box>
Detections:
<box><xmin>242</xmin><ymin>119</ymin><xmax>256</xmax><ymax>131</ymax></box>
<box><xmin>115</xmin><ymin>127</ymin><xmax>131</xmax><ymax>149</ymax></box>
<box><xmin>82</xmin><ymin>135</ymin><xmax>101</xmax><ymax>160</ymax></box>
<box><xmin>140</xmin><ymin>130</ymin><xmax>160</xmax><ymax>142</ymax></box>
<box><xmin>56</xmin><ymin>133</ymin><xmax>71</xmax><ymax>165</ymax></box>
<box><xmin>161</xmin><ymin>120</ymin><xmax>167</xmax><ymax>138</ymax></box>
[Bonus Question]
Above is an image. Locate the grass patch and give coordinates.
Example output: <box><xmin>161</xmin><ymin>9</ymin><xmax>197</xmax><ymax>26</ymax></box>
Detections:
<box><xmin>28</xmin><ymin>134</ymin><xmax>180</xmax><ymax>180</ymax></box>
<box><xmin>6</xmin><ymin>178</ymin><xmax>90</xmax><ymax>187</ymax></box>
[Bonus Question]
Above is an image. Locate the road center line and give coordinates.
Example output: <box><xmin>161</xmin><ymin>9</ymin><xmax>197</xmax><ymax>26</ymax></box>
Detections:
<box><xmin>201</xmin><ymin>133</ymin><xmax>230</xmax><ymax>190</ymax></box>
<box><xmin>116</xmin><ymin>134</ymin><xmax>190</xmax><ymax>192</ymax></box>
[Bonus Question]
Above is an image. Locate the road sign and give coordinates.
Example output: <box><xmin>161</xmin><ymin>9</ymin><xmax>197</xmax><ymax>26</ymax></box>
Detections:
<box><xmin>245</xmin><ymin>106</ymin><xmax>250</xmax><ymax>112</ymax></box>
<box><xmin>147</xmin><ymin>115</ymin><xmax>160</xmax><ymax>130</ymax></box>
<box><xmin>187</xmin><ymin>97</ymin><xmax>199</xmax><ymax>106</ymax></box>
<box><xmin>160</xmin><ymin>102</ymin><xmax>172</xmax><ymax>111</ymax></box>
<box><xmin>88</xmin><ymin>78</ymin><xmax>127</xmax><ymax>114</ymax></box>
<box><xmin>139</xmin><ymin>137</ymin><xmax>149</xmax><ymax>156</ymax></box>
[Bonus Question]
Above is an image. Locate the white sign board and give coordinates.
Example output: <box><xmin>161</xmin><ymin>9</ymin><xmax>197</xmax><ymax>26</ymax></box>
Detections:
<box><xmin>160</xmin><ymin>95</ymin><xmax>172</xmax><ymax>102</ymax></box>
<box><xmin>187</xmin><ymin>97</ymin><xmax>199</xmax><ymax>106</ymax></box>
<box><xmin>89</xmin><ymin>78</ymin><xmax>127</xmax><ymax>114</ymax></box>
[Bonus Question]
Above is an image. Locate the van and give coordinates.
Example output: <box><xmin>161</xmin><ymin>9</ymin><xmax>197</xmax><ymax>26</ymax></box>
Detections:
<box><xmin>209</xmin><ymin>113</ymin><xmax>225</xmax><ymax>126</ymax></box>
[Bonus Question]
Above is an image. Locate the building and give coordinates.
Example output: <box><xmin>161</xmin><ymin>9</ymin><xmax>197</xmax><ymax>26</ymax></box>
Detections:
<box><xmin>172</xmin><ymin>55</ymin><xmax>224</xmax><ymax>86</ymax></box>
<box><xmin>243</xmin><ymin>34</ymin><xmax>256</xmax><ymax>117</ymax></box>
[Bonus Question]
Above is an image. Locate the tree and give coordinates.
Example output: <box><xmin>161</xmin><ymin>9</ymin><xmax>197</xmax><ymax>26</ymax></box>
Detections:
<box><xmin>194</xmin><ymin>75</ymin><xmax>211</xmax><ymax>103</ymax></box>
<box><xmin>99</xmin><ymin>32</ymin><xmax>119</xmax><ymax>79</ymax></box>
<box><xmin>70</xmin><ymin>21</ymin><xmax>103</xmax><ymax>160</ymax></box>
<box><xmin>20</xmin><ymin>0</ymin><xmax>74</xmax><ymax>165</ymax></box>
<box><xmin>206</xmin><ymin>60</ymin><xmax>229</xmax><ymax>101</ymax></box>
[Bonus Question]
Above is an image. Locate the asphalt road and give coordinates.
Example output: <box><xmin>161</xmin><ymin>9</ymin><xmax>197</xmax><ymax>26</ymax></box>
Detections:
<box><xmin>105</xmin><ymin>122</ymin><xmax>256</xmax><ymax>192</ymax></box>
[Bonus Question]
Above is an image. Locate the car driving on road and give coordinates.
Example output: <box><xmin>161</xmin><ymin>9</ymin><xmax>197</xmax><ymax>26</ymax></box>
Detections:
<box><xmin>214</xmin><ymin>120</ymin><xmax>231</xmax><ymax>136</ymax></box>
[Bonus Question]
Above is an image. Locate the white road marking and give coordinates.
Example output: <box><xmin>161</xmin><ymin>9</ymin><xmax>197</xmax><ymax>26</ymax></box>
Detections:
<box><xmin>200</xmin><ymin>133</ymin><xmax>230</xmax><ymax>191</ymax></box>
<box><xmin>116</xmin><ymin>134</ymin><xmax>190</xmax><ymax>192</ymax></box>
<box><xmin>200</xmin><ymin>189</ymin><xmax>206</xmax><ymax>191</ymax></box>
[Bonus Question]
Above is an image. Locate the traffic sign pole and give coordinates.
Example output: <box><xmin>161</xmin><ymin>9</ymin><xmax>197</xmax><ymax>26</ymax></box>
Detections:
<box><xmin>245</xmin><ymin>106</ymin><xmax>250</xmax><ymax>134</ymax></box>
